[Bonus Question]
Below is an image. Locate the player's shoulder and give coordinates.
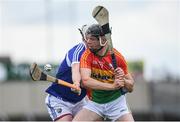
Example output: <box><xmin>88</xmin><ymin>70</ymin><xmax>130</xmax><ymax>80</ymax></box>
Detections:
<box><xmin>83</xmin><ymin>49</ymin><xmax>91</xmax><ymax>54</ymax></box>
<box><xmin>72</xmin><ymin>42</ymin><xmax>85</xmax><ymax>49</ymax></box>
<box><xmin>68</xmin><ymin>42</ymin><xmax>85</xmax><ymax>53</ymax></box>
<box><xmin>113</xmin><ymin>48</ymin><xmax>126</xmax><ymax>59</ymax></box>
<box><xmin>81</xmin><ymin>49</ymin><xmax>92</xmax><ymax>59</ymax></box>
<box><xmin>113</xmin><ymin>48</ymin><xmax>122</xmax><ymax>55</ymax></box>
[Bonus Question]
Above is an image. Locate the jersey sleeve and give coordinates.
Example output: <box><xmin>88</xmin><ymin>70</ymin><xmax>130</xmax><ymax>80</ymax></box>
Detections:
<box><xmin>113</xmin><ymin>49</ymin><xmax>128</xmax><ymax>74</ymax></box>
<box><xmin>80</xmin><ymin>49</ymin><xmax>92</xmax><ymax>69</ymax></box>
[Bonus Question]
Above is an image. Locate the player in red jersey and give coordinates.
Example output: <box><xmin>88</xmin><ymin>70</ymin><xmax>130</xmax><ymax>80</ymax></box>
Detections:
<box><xmin>73</xmin><ymin>24</ymin><xmax>134</xmax><ymax>121</ymax></box>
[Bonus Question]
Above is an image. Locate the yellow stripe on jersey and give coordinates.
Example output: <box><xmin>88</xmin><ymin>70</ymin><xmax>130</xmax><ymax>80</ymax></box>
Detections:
<box><xmin>91</xmin><ymin>67</ymin><xmax>114</xmax><ymax>83</ymax></box>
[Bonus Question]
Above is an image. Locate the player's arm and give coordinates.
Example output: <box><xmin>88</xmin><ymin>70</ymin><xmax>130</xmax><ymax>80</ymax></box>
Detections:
<box><xmin>71</xmin><ymin>43</ymin><xmax>85</xmax><ymax>91</ymax></box>
<box><xmin>71</xmin><ymin>63</ymin><xmax>82</xmax><ymax>95</ymax></box>
<box><xmin>114</xmin><ymin>67</ymin><xmax>134</xmax><ymax>92</ymax></box>
<box><xmin>123</xmin><ymin>73</ymin><xmax>134</xmax><ymax>92</ymax></box>
<box><xmin>115</xmin><ymin>51</ymin><xmax>134</xmax><ymax>93</ymax></box>
<box><xmin>72</xmin><ymin>63</ymin><xmax>81</xmax><ymax>87</ymax></box>
<box><xmin>81</xmin><ymin>68</ymin><xmax>122</xmax><ymax>90</ymax></box>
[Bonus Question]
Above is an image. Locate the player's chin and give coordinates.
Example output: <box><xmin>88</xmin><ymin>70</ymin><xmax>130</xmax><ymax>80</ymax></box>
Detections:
<box><xmin>88</xmin><ymin>45</ymin><xmax>95</xmax><ymax>49</ymax></box>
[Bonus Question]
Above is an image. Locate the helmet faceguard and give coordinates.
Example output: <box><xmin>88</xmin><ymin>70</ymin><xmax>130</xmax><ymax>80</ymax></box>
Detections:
<box><xmin>85</xmin><ymin>24</ymin><xmax>108</xmax><ymax>54</ymax></box>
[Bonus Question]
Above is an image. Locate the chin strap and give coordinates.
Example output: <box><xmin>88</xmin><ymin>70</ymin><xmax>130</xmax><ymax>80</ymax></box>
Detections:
<box><xmin>91</xmin><ymin>45</ymin><xmax>109</xmax><ymax>58</ymax></box>
<box><xmin>90</xmin><ymin>46</ymin><xmax>104</xmax><ymax>54</ymax></box>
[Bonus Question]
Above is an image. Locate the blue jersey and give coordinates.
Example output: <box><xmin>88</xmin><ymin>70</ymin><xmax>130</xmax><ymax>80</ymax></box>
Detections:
<box><xmin>46</xmin><ymin>42</ymin><xmax>87</xmax><ymax>103</ymax></box>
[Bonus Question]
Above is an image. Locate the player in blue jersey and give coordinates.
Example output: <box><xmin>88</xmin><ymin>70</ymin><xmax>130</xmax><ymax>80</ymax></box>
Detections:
<box><xmin>45</xmin><ymin>25</ymin><xmax>88</xmax><ymax>121</ymax></box>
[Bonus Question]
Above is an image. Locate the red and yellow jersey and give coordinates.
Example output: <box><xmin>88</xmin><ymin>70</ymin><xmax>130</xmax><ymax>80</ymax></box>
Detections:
<box><xmin>80</xmin><ymin>48</ymin><xmax>128</xmax><ymax>103</ymax></box>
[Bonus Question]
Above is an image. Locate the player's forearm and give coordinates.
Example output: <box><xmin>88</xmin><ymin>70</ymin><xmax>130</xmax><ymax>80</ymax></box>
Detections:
<box><xmin>72</xmin><ymin>73</ymin><xmax>81</xmax><ymax>84</ymax></box>
<box><xmin>72</xmin><ymin>63</ymin><xmax>81</xmax><ymax>85</ymax></box>
<box><xmin>124</xmin><ymin>74</ymin><xmax>134</xmax><ymax>92</ymax></box>
<box><xmin>82</xmin><ymin>77</ymin><xmax>115</xmax><ymax>90</ymax></box>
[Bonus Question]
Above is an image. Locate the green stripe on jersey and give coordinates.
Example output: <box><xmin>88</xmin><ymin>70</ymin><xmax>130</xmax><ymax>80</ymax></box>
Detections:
<box><xmin>92</xmin><ymin>89</ymin><xmax>121</xmax><ymax>104</ymax></box>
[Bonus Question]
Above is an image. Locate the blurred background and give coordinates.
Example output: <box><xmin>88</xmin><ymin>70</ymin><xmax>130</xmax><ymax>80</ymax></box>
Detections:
<box><xmin>0</xmin><ymin>0</ymin><xmax>179</xmax><ymax>121</ymax></box>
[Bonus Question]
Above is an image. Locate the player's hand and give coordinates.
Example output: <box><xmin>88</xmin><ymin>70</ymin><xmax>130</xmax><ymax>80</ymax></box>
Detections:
<box><xmin>112</xmin><ymin>67</ymin><xmax>125</xmax><ymax>90</ymax></box>
<box><xmin>112</xmin><ymin>78</ymin><xmax>125</xmax><ymax>90</ymax></box>
<box><xmin>114</xmin><ymin>67</ymin><xmax>125</xmax><ymax>79</ymax></box>
<box><xmin>71</xmin><ymin>82</ymin><xmax>81</xmax><ymax>95</ymax></box>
